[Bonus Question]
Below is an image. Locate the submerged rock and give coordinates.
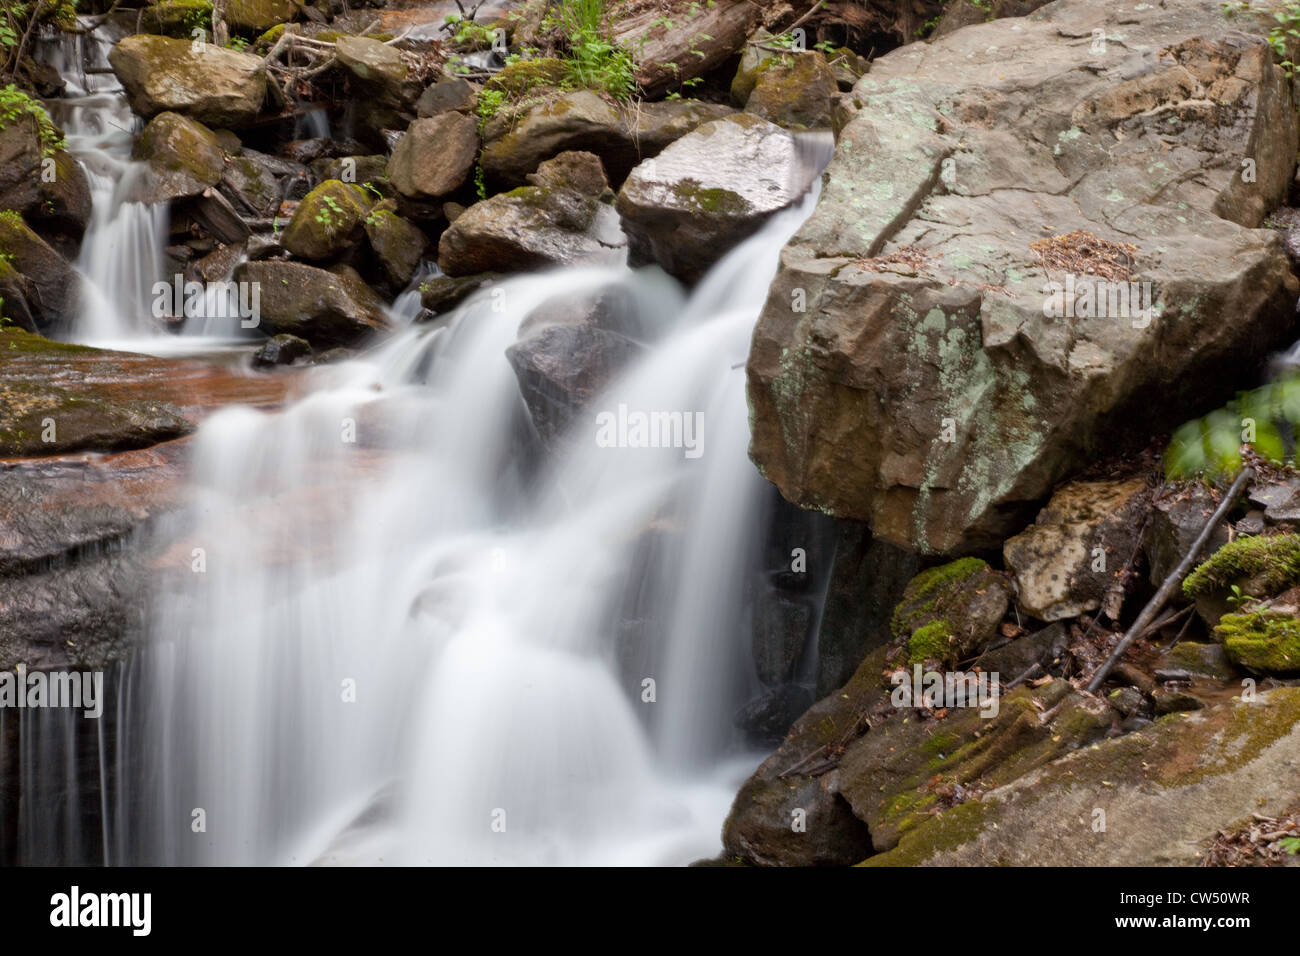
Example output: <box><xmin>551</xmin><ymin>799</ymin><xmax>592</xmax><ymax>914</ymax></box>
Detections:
<box><xmin>109</xmin><ymin>35</ymin><xmax>268</xmax><ymax>127</ymax></box>
<box><xmin>253</xmin><ymin>333</ymin><xmax>312</xmax><ymax>367</ymax></box>
<box><xmin>747</xmin><ymin>0</ymin><xmax>1299</xmax><ymax>554</ymax></box>
<box><xmin>616</xmin><ymin>114</ymin><xmax>805</xmax><ymax>284</ymax></box>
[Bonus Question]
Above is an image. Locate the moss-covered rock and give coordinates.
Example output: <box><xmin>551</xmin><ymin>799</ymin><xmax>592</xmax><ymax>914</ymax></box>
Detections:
<box><xmin>0</xmin><ymin>210</ymin><xmax>79</xmax><ymax>334</ymax></box>
<box><xmin>864</xmin><ymin>687</ymin><xmax>1300</xmax><ymax>865</ymax></box>
<box><xmin>363</xmin><ymin>200</ymin><xmax>427</xmax><ymax>287</ymax></box>
<box><xmin>1215</xmin><ymin>609</ymin><xmax>1300</xmax><ymax>673</ymax></box>
<box><xmin>1184</xmin><ymin>533</ymin><xmax>1300</xmax><ymax>599</ymax></box>
<box><xmin>839</xmin><ymin>679</ymin><xmax>1110</xmax><ymax>852</ymax></box>
<box><xmin>108</xmin><ymin>34</ymin><xmax>267</xmax><ymax>128</ymax></box>
<box><xmin>225</xmin><ymin>0</ymin><xmax>299</xmax><ymax>34</ymax></box>
<box><xmin>0</xmin><ymin>329</ymin><xmax>192</xmax><ymax>456</ymax></box>
<box><xmin>743</xmin><ymin>51</ymin><xmax>837</xmax><ymax>131</ymax></box>
<box><xmin>143</xmin><ymin>0</ymin><xmax>214</xmax><ymax>39</ymax></box>
<box><xmin>280</xmin><ymin>179</ymin><xmax>371</xmax><ymax>261</ymax></box>
<box><xmin>890</xmin><ymin>557</ymin><xmax>1011</xmax><ymax>666</ymax></box>
<box><xmin>129</xmin><ymin>111</ymin><xmax>224</xmax><ymax>203</ymax></box>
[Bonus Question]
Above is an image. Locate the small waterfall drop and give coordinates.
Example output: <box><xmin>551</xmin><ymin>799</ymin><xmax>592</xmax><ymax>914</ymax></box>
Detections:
<box><xmin>40</xmin><ymin>22</ymin><xmax>170</xmax><ymax>346</ymax></box>
<box><xmin>117</xmin><ymin>138</ymin><xmax>835</xmax><ymax>866</ymax></box>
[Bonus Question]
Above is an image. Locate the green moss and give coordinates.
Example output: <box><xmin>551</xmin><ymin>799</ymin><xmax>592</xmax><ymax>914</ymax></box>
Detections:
<box><xmin>1215</xmin><ymin>610</ymin><xmax>1300</xmax><ymax>673</ymax></box>
<box><xmin>891</xmin><ymin>557</ymin><xmax>988</xmax><ymax>641</ymax></box>
<box><xmin>1183</xmin><ymin>533</ymin><xmax>1300</xmax><ymax>599</ymax></box>
<box><xmin>908</xmin><ymin>619</ymin><xmax>952</xmax><ymax>665</ymax></box>
<box><xmin>670</xmin><ymin>179</ymin><xmax>750</xmax><ymax>215</ymax></box>
<box><xmin>485</xmin><ymin>57</ymin><xmax>568</xmax><ymax>97</ymax></box>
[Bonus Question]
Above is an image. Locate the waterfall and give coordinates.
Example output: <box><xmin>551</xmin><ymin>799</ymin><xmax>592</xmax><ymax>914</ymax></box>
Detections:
<box><xmin>40</xmin><ymin>22</ymin><xmax>170</xmax><ymax>347</ymax></box>
<box><xmin>112</xmin><ymin>138</ymin><xmax>834</xmax><ymax>866</ymax></box>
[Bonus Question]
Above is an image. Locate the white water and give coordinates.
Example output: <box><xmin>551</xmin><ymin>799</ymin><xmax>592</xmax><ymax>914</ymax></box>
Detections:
<box><xmin>40</xmin><ymin>24</ymin><xmax>170</xmax><ymax>346</ymax></box>
<box><xmin>117</xmin><ymin>148</ymin><xmax>831</xmax><ymax>865</ymax></box>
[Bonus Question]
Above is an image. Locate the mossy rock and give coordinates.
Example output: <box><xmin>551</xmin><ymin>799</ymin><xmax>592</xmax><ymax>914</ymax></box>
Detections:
<box><xmin>0</xmin><ymin>211</ymin><xmax>79</xmax><ymax>333</ymax></box>
<box><xmin>484</xmin><ymin>57</ymin><xmax>568</xmax><ymax>99</ymax></box>
<box><xmin>1184</xmin><ymin>533</ymin><xmax>1300</xmax><ymax>599</ymax></box>
<box><xmin>363</xmin><ymin>200</ymin><xmax>427</xmax><ymax>287</ymax></box>
<box><xmin>130</xmin><ymin>111</ymin><xmax>225</xmax><ymax>203</ymax></box>
<box><xmin>839</xmin><ymin>679</ymin><xmax>1110</xmax><ymax>852</ymax></box>
<box><xmin>280</xmin><ymin>179</ymin><xmax>371</xmax><ymax>261</ymax></box>
<box><xmin>1215</xmin><ymin>609</ymin><xmax>1300</xmax><ymax>673</ymax></box>
<box><xmin>143</xmin><ymin>0</ymin><xmax>214</xmax><ymax>39</ymax></box>
<box><xmin>743</xmin><ymin>51</ymin><xmax>837</xmax><ymax>131</ymax></box>
<box><xmin>890</xmin><ymin>557</ymin><xmax>1011</xmax><ymax>666</ymax></box>
<box><xmin>225</xmin><ymin>0</ymin><xmax>300</xmax><ymax>34</ymax></box>
<box><xmin>864</xmin><ymin>687</ymin><xmax>1300</xmax><ymax>865</ymax></box>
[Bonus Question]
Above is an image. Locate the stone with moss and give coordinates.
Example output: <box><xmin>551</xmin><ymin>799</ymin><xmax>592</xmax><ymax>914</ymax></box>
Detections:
<box><xmin>128</xmin><ymin>111</ymin><xmax>225</xmax><ymax>203</ymax></box>
<box><xmin>1184</xmin><ymin>533</ymin><xmax>1300</xmax><ymax>599</ymax></box>
<box><xmin>864</xmin><ymin>687</ymin><xmax>1300</xmax><ymax>865</ymax></box>
<box><xmin>0</xmin><ymin>211</ymin><xmax>79</xmax><ymax>334</ymax></box>
<box><xmin>744</xmin><ymin>51</ymin><xmax>837</xmax><ymax>131</ymax></box>
<box><xmin>224</xmin><ymin>0</ymin><xmax>299</xmax><ymax>34</ymax></box>
<box><xmin>363</xmin><ymin>200</ymin><xmax>427</xmax><ymax>287</ymax></box>
<box><xmin>890</xmin><ymin>557</ymin><xmax>1010</xmax><ymax>666</ymax></box>
<box><xmin>109</xmin><ymin>34</ymin><xmax>268</xmax><ymax>128</ymax></box>
<box><xmin>280</xmin><ymin>180</ymin><xmax>371</xmax><ymax>262</ymax></box>
<box><xmin>142</xmin><ymin>0</ymin><xmax>214</xmax><ymax>39</ymax></box>
<box><xmin>1215</xmin><ymin>609</ymin><xmax>1300</xmax><ymax>673</ymax></box>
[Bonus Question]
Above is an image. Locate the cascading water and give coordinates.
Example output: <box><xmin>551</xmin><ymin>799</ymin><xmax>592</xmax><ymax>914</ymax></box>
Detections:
<box><xmin>40</xmin><ymin>22</ymin><xmax>169</xmax><ymax>346</ymax></box>
<box><xmin>103</xmin><ymin>137</ymin><xmax>834</xmax><ymax>866</ymax></box>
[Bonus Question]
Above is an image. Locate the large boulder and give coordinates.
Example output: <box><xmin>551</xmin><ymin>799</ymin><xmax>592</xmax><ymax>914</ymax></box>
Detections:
<box><xmin>232</xmin><ymin>260</ymin><xmax>390</xmax><ymax>347</ymax></box>
<box><xmin>363</xmin><ymin>199</ymin><xmax>427</xmax><ymax>288</ymax></box>
<box><xmin>386</xmin><ymin>113</ymin><xmax>479</xmax><ymax>200</ymax></box>
<box><xmin>109</xmin><ymin>34</ymin><xmax>268</xmax><ymax>127</ymax></box>
<box><xmin>616</xmin><ymin>114</ymin><xmax>804</xmax><ymax>284</ymax></box>
<box><xmin>1003</xmin><ymin>477</ymin><xmax>1149</xmax><ymax>622</ymax></box>
<box><xmin>128</xmin><ymin>111</ymin><xmax>225</xmax><ymax>203</ymax></box>
<box><xmin>438</xmin><ymin>152</ymin><xmax>624</xmax><ymax>277</ymax></box>
<box><xmin>747</xmin><ymin>0</ymin><xmax>1300</xmax><ymax>555</ymax></box>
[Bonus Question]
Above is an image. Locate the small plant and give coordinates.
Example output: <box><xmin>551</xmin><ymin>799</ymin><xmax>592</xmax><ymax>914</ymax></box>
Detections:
<box><xmin>557</xmin><ymin>0</ymin><xmax>635</xmax><ymax>101</ymax></box>
<box><xmin>315</xmin><ymin>194</ymin><xmax>345</xmax><ymax>228</ymax></box>
<box><xmin>1266</xmin><ymin>1</ymin><xmax>1300</xmax><ymax>76</ymax></box>
<box><xmin>0</xmin><ymin>84</ymin><xmax>65</xmax><ymax>155</ymax></box>
<box><xmin>445</xmin><ymin>12</ymin><xmax>497</xmax><ymax>51</ymax></box>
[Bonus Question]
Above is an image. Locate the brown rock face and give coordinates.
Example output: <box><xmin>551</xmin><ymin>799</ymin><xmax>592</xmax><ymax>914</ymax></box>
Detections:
<box><xmin>108</xmin><ymin>35</ymin><xmax>267</xmax><ymax>128</ymax></box>
<box><xmin>387</xmin><ymin>113</ymin><xmax>480</xmax><ymax>201</ymax></box>
<box><xmin>746</xmin><ymin>0</ymin><xmax>1300</xmax><ymax>555</ymax></box>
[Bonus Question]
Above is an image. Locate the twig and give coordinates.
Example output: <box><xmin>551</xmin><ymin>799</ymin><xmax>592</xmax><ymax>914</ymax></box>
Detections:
<box><xmin>1086</xmin><ymin>468</ymin><xmax>1251</xmax><ymax>693</ymax></box>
